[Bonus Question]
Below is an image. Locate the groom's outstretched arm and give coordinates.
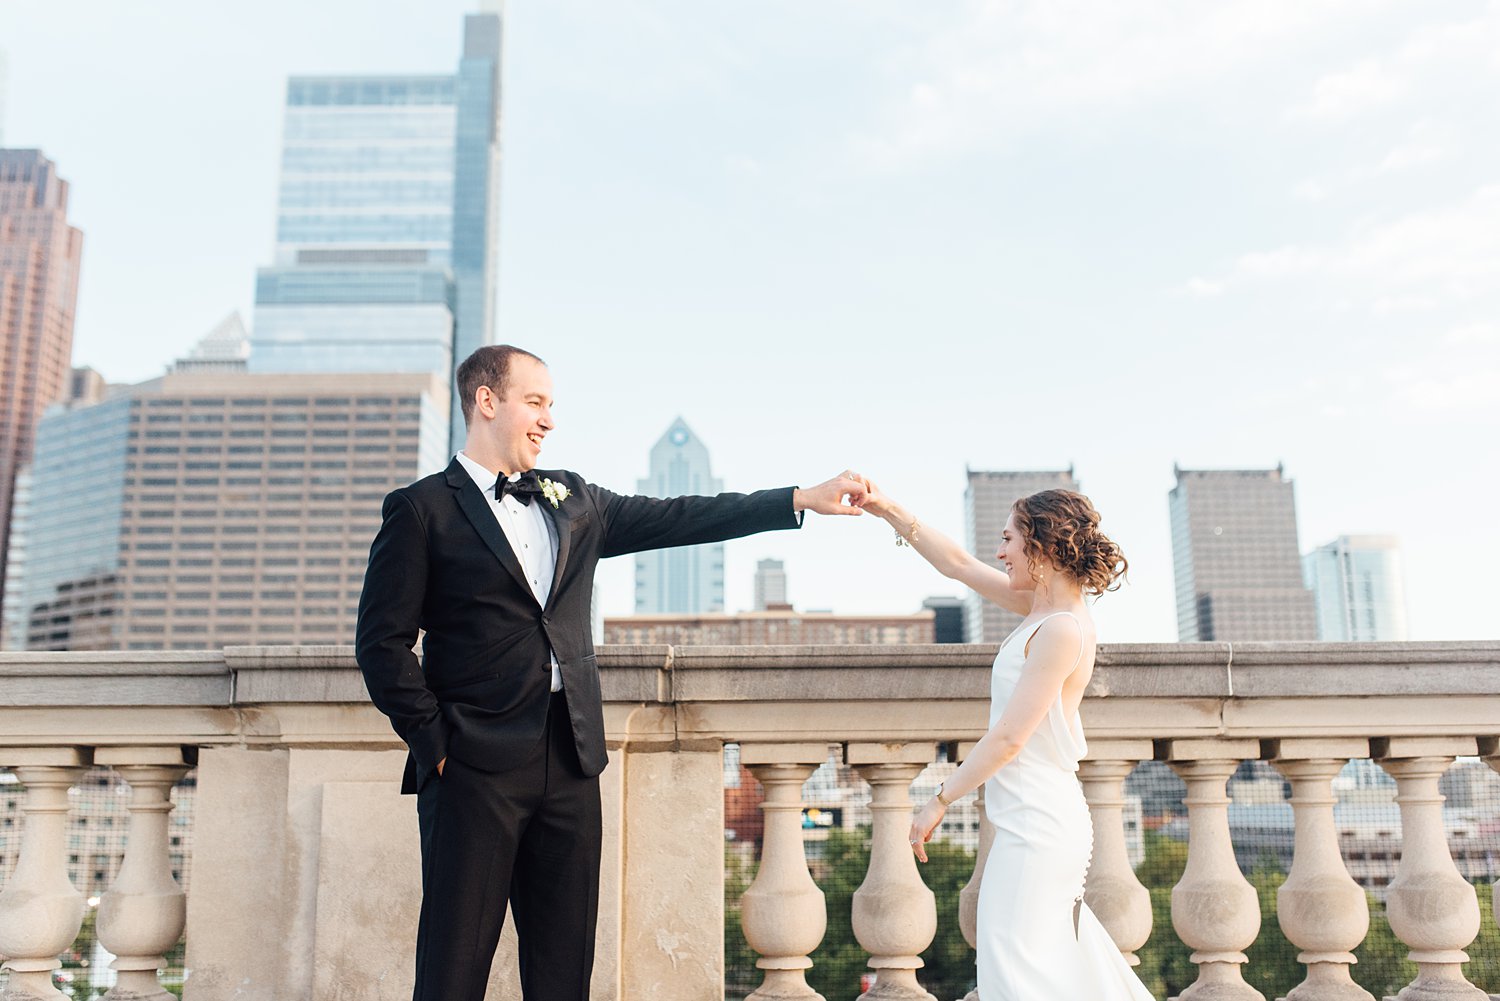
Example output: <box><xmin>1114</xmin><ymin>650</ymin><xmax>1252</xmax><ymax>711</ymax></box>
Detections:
<box><xmin>355</xmin><ymin>490</ymin><xmax>449</xmax><ymax>781</ymax></box>
<box><xmin>595</xmin><ymin>472</ymin><xmax>865</xmax><ymax>559</ymax></box>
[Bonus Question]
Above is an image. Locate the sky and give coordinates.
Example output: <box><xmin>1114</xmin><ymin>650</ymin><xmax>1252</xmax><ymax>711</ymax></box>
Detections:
<box><xmin>1</xmin><ymin>0</ymin><xmax>1496</xmax><ymax>641</ymax></box>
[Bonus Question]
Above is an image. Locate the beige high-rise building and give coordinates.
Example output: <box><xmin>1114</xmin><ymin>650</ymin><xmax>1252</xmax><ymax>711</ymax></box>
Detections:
<box><xmin>963</xmin><ymin>467</ymin><xmax>1080</xmax><ymax>642</ymax></box>
<box><xmin>0</xmin><ymin>150</ymin><xmax>83</xmax><ymax>601</ymax></box>
<box><xmin>3</xmin><ymin>347</ymin><xmax>448</xmax><ymax>650</ymax></box>
<box><xmin>1169</xmin><ymin>465</ymin><xmax>1317</xmax><ymax>641</ymax></box>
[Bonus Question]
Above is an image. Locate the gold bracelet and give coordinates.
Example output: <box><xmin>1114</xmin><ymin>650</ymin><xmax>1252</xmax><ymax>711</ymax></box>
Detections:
<box><xmin>894</xmin><ymin>517</ymin><xmax>920</xmax><ymax>547</ymax></box>
<box><xmin>935</xmin><ymin>781</ymin><xmax>953</xmax><ymax>806</ymax></box>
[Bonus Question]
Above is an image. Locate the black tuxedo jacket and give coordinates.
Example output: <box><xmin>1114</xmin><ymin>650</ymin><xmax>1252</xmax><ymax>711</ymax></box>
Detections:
<box><xmin>356</xmin><ymin>459</ymin><xmax>800</xmax><ymax>793</ymax></box>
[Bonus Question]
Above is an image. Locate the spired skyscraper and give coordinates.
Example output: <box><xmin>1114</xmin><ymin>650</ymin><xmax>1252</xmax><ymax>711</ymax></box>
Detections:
<box><xmin>1169</xmin><ymin>465</ymin><xmax>1317</xmax><ymax>642</ymax></box>
<box><xmin>249</xmin><ymin>12</ymin><xmax>502</xmax><ymax>450</ymax></box>
<box><xmin>1303</xmin><ymin>535</ymin><xmax>1409</xmax><ymax>641</ymax></box>
<box><xmin>963</xmin><ymin>467</ymin><xmax>1080</xmax><ymax>642</ymax></box>
<box><xmin>634</xmin><ymin>418</ymin><xmax>724</xmax><ymax>614</ymax></box>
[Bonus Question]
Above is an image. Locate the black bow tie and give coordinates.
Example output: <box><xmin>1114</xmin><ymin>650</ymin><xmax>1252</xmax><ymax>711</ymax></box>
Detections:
<box><xmin>496</xmin><ymin>471</ymin><xmax>543</xmax><ymax>506</ymax></box>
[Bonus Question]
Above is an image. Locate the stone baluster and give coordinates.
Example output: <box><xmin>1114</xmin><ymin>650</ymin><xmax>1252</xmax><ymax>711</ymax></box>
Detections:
<box><xmin>1482</xmin><ymin>737</ymin><xmax>1500</xmax><ymax>937</ymax></box>
<box><xmin>1267</xmin><ymin>739</ymin><xmax>1374</xmax><ymax>1001</ymax></box>
<box><xmin>1165</xmin><ymin>739</ymin><xmax>1265</xmax><ymax>1001</ymax></box>
<box><xmin>94</xmin><ymin>747</ymin><xmax>194</xmax><ymax>1001</ymax></box>
<box><xmin>847</xmin><ymin>742</ymin><xmax>939</xmax><ymax>1001</ymax></box>
<box><xmin>739</xmin><ymin>744</ymin><xmax>830</xmax><ymax>1001</ymax></box>
<box><xmin>1374</xmin><ymin>738</ymin><xmax>1487</xmax><ymax>1001</ymax></box>
<box><xmin>953</xmin><ymin>740</ymin><xmax>995</xmax><ymax>1001</ymax></box>
<box><xmin>1078</xmin><ymin>740</ymin><xmax>1155</xmax><ymax>967</ymax></box>
<box><xmin>0</xmin><ymin>749</ymin><xmax>89</xmax><ymax>1001</ymax></box>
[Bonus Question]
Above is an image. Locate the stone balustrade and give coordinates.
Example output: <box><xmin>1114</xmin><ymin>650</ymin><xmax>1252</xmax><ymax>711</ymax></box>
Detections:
<box><xmin>0</xmin><ymin>641</ymin><xmax>1497</xmax><ymax>1001</ymax></box>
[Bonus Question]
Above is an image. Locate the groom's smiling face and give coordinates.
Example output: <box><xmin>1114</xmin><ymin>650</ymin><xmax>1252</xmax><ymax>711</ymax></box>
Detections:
<box><xmin>485</xmin><ymin>355</ymin><xmax>555</xmax><ymax>474</ymax></box>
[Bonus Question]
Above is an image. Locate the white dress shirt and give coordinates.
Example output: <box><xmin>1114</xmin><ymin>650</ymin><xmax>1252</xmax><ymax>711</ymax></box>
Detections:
<box><xmin>454</xmin><ymin>451</ymin><xmax>562</xmax><ymax>691</ymax></box>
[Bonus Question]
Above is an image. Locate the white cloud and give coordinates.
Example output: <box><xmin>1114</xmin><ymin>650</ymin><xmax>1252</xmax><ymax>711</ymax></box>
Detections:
<box><xmin>854</xmin><ymin>0</ymin><xmax>1393</xmax><ymax>166</ymax></box>
<box><xmin>1201</xmin><ymin>183</ymin><xmax>1500</xmax><ymax>310</ymax></box>
<box><xmin>725</xmin><ymin>153</ymin><xmax>763</xmax><ymax>177</ymax></box>
<box><xmin>1288</xmin><ymin>57</ymin><xmax>1403</xmax><ymax>120</ymax></box>
<box><xmin>1285</xmin><ymin>4</ymin><xmax>1500</xmax><ymax>124</ymax></box>
<box><xmin>1446</xmin><ymin>322</ymin><xmax>1499</xmax><ymax>345</ymax></box>
<box><xmin>1293</xmin><ymin>178</ymin><xmax>1328</xmax><ymax>201</ymax></box>
<box><xmin>1181</xmin><ymin>277</ymin><xmax>1224</xmax><ymax>297</ymax></box>
<box><xmin>1387</xmin><ymin>368</ymin><xmax>1500</xmax><ymax>413</ymax></box>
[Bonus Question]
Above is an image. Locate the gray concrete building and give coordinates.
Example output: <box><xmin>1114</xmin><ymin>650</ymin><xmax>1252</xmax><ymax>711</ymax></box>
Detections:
<box><xmin>1169</xmin><ymin>465</ymin><xmax>1317</xmax><ymax>642</ymax></box>
<box><xmin>2</xmin><ymin>348</ymin><xmax>448</xmax><ymax>650</ymax></box>
<box><xmin>962</xmin><ymin>467</ymin><xmax>1080</xmax><ymax>642</ymax></box>
<box><xmin>753</xmin><ymin>558</ymin><xmax>787</xmax><ymax>611</ymax></box>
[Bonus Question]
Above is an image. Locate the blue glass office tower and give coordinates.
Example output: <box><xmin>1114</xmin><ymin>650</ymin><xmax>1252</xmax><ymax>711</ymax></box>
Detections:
<box><xmin>1303</xmin><ymin>535</ymin><xmax>1409</xmax><ymax>641</ymax></box>
<box><xmin>249</xmin><ymin>14</ymin><xmax>502</xmax><ymax>451</ymax></box>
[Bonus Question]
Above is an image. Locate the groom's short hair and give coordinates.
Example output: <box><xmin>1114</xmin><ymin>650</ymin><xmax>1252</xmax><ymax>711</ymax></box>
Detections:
<box><xmin>457</xmin><ymin>345</ymin><xmax>546</xmax><ymax>426</ymax></box>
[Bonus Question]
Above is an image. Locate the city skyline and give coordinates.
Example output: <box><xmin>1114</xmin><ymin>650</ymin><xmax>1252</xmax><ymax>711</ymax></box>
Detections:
<box><xmin>1</xmin><ymin>1</ymin><xmax>1495</xmax><ymax>641</ymax></box>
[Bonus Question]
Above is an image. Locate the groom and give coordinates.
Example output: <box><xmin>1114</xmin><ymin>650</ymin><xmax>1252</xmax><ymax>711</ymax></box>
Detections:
<box><xmin>356</xmin><ymin>344</ymin><xmax>864</xmax><ymax>1001</ymax></box>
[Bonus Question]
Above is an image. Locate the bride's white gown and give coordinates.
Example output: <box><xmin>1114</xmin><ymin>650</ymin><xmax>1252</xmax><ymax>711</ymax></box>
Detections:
<box><xmin>976</xmin><ymin>612</ymin><xmax>1156</xmax><ymax>1000</ymax></box>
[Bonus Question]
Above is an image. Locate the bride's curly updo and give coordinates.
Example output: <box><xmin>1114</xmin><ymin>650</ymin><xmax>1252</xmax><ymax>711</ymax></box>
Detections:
<box><xmin>1011</xmin><ymin>490</ymin><xmax>1127</xmax><ymax>595</ymax></box>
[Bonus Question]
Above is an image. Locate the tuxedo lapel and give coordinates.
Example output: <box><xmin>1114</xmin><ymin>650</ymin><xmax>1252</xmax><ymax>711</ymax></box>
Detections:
<box><xmin>540</xmin><ymin>488</ymin><xmax>575</xmax><ymax>611</ymax></box>
<box><xmin>444</xmin><ymin>459</ymin><xmax>534</xmax><ymax>598</ymax></box>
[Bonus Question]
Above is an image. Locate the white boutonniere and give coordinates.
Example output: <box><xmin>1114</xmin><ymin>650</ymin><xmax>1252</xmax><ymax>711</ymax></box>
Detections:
<box><xmin>539</xmin><ymin>478</ymin><xmax>571</xmax><ymax>509</ymax></box>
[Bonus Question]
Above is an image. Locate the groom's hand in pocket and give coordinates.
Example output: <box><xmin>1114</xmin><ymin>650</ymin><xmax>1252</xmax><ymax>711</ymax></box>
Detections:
<box><xmin>437</xmin><ymin>757</ymin><xmax>446</xmax><ymax>776</ymax></box>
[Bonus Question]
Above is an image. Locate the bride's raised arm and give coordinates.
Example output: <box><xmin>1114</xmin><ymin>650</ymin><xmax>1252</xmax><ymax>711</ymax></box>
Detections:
<box><xmin>856</xmin><ymin>476</ymin><xmax>1032</xmax><ymax>618</ymax></box>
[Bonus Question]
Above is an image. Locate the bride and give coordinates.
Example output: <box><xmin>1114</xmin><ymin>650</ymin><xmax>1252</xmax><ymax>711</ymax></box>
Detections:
<box><xmin>856</xmin><ymin>480</ymin><xmax>1154</xmax><ymax>1000</ymax></box>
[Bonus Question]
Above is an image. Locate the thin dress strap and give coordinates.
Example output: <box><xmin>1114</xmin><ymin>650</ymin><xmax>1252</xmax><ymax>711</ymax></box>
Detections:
<box><xmin>1021</xmin><ymin>610</ymin><xmax>1085</xmax><ymax>670</ymax></box>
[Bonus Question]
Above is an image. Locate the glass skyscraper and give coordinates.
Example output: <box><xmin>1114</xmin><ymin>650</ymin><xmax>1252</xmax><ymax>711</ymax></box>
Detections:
<box><xmin>1303</xmin><ymin>535</ymin><xmax>1409</xmax><ymax>641</ymax></box>
<box><xmin>634</xmin><ymin>418</ymin><xmax>725</xmax><ymax>614</ymax></box>
<box><xmin>249</xmin><ymin>14</ymin><xmax>502</xmax><ymax>451</ymax></box>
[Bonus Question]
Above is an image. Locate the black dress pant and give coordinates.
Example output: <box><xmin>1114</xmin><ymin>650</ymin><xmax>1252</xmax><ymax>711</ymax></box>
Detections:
<box><xmin>413</xmin><ymin>691</ymin><xmax>602</xmax><ymax>1001</ymax></box>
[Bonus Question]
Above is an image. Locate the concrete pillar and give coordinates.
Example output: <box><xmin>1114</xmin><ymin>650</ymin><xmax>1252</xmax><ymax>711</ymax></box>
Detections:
<box><xmin>619</xmin><ymin>745</ymin><xmax>725</xmax><ymax>1000</ymax></box>
<box><xmin>95</xmin><ymin>747</ymin><xmax>194</xmax><ymax>1001</ymax></box>
<box><xmin>740</xmin><ymin>744</ymin><xmax>830</xmax><ymax>1001</ymax></box>
<box><xmin>1166</xmin><ymin>739</ymin><xmax>1266</xmax><ymax>1001</ymax></box>
<box><xmin>183</xmin><ymin>746</ymin><xmax>428</xmax><ymax>1001</ymax></box>
<box><xmin>953</xmin><ymin>739</ymin><xmax>993</xmax><ymax>1001</ymax></box>
<box><xmin>1079</xmin><ymin>740</ymin><xmax>1155</xmax><ymax>967</ymax></box>
<box><xmin>0</xmin><ymin>749</ymin><xmax>89</xmax><ymax>1001</ymax></box>
<box><xmin>1375</xmin><ymin>738</ymin><xmax>1487</xmax><ymax>1001</ymax></box>
<box><xmin>1267</xmin><ymin>739</ymin><xmax>1374</xmax><ymax>1001</ymax></box>
<box><xmin>848</xmin><ymin>742</ymin><xmax>939</xmax><ymax>1001</ymax></box>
